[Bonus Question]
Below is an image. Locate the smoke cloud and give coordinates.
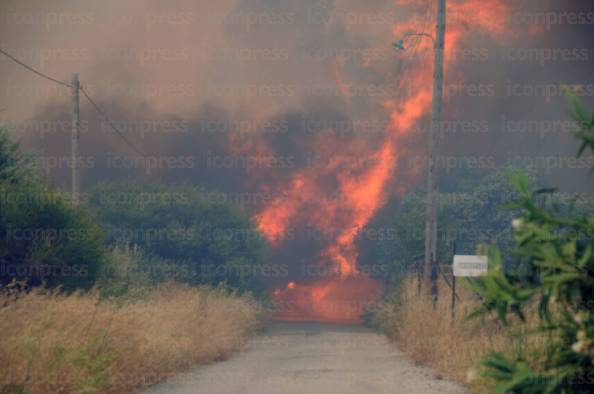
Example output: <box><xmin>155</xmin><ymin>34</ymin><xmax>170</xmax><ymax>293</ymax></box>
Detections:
<box><xmin>1</xmin><ymin>0</ymin><xmax>594</xmax><ymax>289</ymax></box>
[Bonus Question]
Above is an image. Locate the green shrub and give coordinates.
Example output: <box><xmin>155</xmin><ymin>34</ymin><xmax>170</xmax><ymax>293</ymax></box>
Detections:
<box><xmin>0</xmin><ymin>128</ymin><xmax>105</xmax><ymax>291</ymax></box>
<box><xmin>0</xmin><ymin>181</ymin><xmax>105</xmax><ymax>291</ymax></box>
<box><xmin>469</xmin><ymin>99</ymin><xmax>594</xmax><ymax>393</ymax></box>
<box><xmin>0</xmin><ymin>127</ymin><xmax>36</xmax><ymax>185</ymax></box>
<box><xmin>97</xmin><ymin>244</ymin><xmax>199</xmax><ymax>298</ymax></box>
<box><xmin>358</xmin><ymin>168</ymin><xmax>525</xmax><ymax>287</ymax></box>
<box><xmin>89</xmin><ymin>181</ymin><xmax>267</xmax><ymax>293</ymax></box>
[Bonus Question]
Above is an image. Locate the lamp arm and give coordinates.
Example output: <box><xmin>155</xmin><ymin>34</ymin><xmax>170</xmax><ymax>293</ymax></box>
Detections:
<box><xmin>402</xmin><ymin>32</ymin><xmax>436</xmax><ymax>47</ymax></box>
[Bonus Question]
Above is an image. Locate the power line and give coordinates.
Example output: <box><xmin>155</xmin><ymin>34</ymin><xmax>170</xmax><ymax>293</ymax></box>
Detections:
<box><xmin>0</xmin><ymin>46</ymin><xmax>150</xmax><ymax>157</ymax></box>
<box><xmin>0</xmin><ymin>47</ymin><xmax>72</xmax><ymax>88</ymax></box>
<box><xmin>80</xmin><ymin>86</ymin><xmax>147</xmax><ymax>156</ymax></box>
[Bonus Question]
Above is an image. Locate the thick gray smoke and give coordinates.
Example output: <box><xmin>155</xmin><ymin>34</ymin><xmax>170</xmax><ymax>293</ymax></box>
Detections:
<box><xmin>1</xmin><ymin>0</ymin><xmax>593</xmax><ymax>198</ymax></box>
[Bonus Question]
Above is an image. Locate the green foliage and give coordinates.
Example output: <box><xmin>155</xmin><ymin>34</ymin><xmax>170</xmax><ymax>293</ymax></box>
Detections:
<box><xmin>358</xmin><ymin>168</ymin><xmax>523</xmax><ymax>286</ymax></box>
<box><xmin>96</xmin><ymin>244</ymin><xmax>154</xmax><ymax>299</ymax></box>
<box><xmin>448</xmin><ymin>169</ymin><xmax>528</xmax><ymax>259</ymax></box>
<box><xmin>0</xmin><ymin>129</ymin><xmax>105</xmax><ymax>291</ymax></box>
<box><xmin>469</xmin><ymin>101</ymin><xmax>594</xmax><ymax>393</ymax></box>
<box><xmin>88</xmin><ymin>181</ymin><xmax>267</xmax><ymax>294</ymax></box>
<box><xmin>97</xmin><ymin>244</ymin><xmax>197</xmax><ymax>299</ymax></box>
<box><xmin>568</xmin><ymin>93</ymin><xmax>594</xmax><ymax>158</ymax></box>
<box><xmin>357</xmin><ymin>193</ymin><xmax>425</xmax><ymax>284</ymax></box>
<box><xmin>0</xmin><ymin>181</ymin><xmax>105</xmax><ymax>291</ymax></box>
<box><xmin>19</xmin><ymin>335</ymin><xmax>118</xmax><ymax>394</ymax></box>
<box><xmin>1</xmin><ymin>294</ymin><xmax>116</xmax><ymax>394</ymax></box>
<box><xmin>0</xmin><ymin>126</ymin><xmax>36</xmax><ymax>185</ymax></box>
<box><xmin>70</xmin><ymin>336</ymin><xmax>119</xmax><ymax>394</ymax></box>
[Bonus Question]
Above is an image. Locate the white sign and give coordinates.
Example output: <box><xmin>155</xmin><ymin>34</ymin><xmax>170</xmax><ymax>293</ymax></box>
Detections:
<box><xmin>453</xmin><ymin>255</ymin><xmax>488</xmax><ymax>277</ymax></box>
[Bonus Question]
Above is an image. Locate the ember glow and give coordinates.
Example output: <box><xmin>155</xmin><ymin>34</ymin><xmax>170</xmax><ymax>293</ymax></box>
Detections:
<box><xmin>253</xmin><ymin>0</ymin><xmax>513</xmax><ymax>323</ymax></box>
<box><xmin>271</xmin><ymin>276</ymin><xmax>383</xmax><ymax>323</ymax></box>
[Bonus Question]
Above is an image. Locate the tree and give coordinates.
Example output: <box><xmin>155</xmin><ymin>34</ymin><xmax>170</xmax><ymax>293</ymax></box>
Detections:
<box><xmin>0</xmin><ymin>128</ymin><xmax>105</xmax><ymax>291</ymax></box>
<box><xmin>88</xmin><ymin>181</ymin><xmax>267</xmax><ymax>293</ymax></box>
<box><xmin>357</xmin><ymin>168</ymin><xmax>524</xmax><ymax>287</ymax></box>
<box><xmin>0</xmin><ymin>126</ymin><xmax>35</xmax><ymax>184</ymax></box>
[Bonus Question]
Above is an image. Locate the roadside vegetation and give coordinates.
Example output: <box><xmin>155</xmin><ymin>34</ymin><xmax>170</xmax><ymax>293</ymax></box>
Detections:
<box><xmin>0</xmin><ymin>282</ymin><xmax>260</xmax><ymax>394</ymax></box>
<box><xmin>88</xmin><ymin>181</ymin><xmax>267</xmax><ymax>295</ymax></box>
<box><xmin>369</xmin><ymin>98</ymin><xmax>594</xmax><ymax>393</ymax></box>
<box><xmin>358</xmin><ymin>167</ymin><xmax>527</xmax><ymax>286</ymax></box>
<box><xmin>468</xmin><ymin>97</ymin><xmax>594</xmax><ymax>392</ymax></box>
<box><xmin>0</xmin><ymin>126</ymin><xmax>266</xmax><ymax>393</ymax></box>
<box><xmin>373</xmin><ymin>276</ymin><xmax>544</xmax><ymax>392</ymax></box>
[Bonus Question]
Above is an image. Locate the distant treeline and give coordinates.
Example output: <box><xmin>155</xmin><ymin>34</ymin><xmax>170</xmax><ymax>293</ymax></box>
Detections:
<box><xmin>0</xmin><ymin>126</ymin><xmax>268</xmax><ymax>296</ymax></box>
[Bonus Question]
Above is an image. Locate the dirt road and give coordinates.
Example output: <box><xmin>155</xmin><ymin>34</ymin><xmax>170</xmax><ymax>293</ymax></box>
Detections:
<box><xmin>144</xmin><ymin>322</ymin><xmax>466</xmax><ymax>394</ymax></box>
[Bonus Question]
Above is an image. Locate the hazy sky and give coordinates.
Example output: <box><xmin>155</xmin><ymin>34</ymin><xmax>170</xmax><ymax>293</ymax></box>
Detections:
<box><xmin>1</xmin><ymin>0</ymin><xmax>593</xmax><ymax>194</ymax></box>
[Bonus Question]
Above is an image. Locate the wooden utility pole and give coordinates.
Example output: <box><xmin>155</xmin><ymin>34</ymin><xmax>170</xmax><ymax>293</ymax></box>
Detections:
<box><xmin>424</xmin><ymin>0</ymin><xmax>446</xmax><ymax>305</ymax></box>
<box><xmin>71</xmin><ymin>73</ymin><xmax>80</xmax><ymax>205</ymax></box>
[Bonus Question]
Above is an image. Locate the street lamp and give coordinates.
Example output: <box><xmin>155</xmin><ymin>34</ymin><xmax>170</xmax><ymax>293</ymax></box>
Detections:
<box><xmin>392</xmin><ymin>32</ymin><xmax>436</xmax><ymax>50</ymax></box>
<box><xmin>391</xmin><ymin>0</ymin><xmax>446</xmax><ymax>307</ymax></box>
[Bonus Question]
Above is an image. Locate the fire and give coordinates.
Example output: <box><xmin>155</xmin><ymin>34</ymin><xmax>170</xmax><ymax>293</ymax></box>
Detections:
<box><xmin>273</xmin><ymin>276</ymin><xmax>383</xmax><ymax>323</ymax></box>
<box><xmin>255</xmin><ymin>173</ymin><xmax>305</xmax><ymax>244</ymax></box>
<box><xmin>253</xmin><ymin>0</ymin><xmax>513</xmax><ymax>324</ymax></box>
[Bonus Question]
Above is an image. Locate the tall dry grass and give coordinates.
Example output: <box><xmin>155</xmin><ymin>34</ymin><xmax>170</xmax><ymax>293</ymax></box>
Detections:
<box><xmin>0</xmin><ymin>283</ymin><xmax>261</xmax><ymax>393</ymax></box>
<box><xmin>373</xmin><ymin>277</ymin><xmax>543</xmax><ymax>392</ymax></box>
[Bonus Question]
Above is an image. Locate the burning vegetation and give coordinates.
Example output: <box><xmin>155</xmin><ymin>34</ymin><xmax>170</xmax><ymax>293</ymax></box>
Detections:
<box><xmin>250</xmin><ymin>0</ymin><xmax>515</xmax><ymax>323</ymax></box>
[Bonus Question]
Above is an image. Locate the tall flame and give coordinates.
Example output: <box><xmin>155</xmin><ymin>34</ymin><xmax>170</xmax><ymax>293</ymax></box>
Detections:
<box><xmin>255</xmin><ymin>0</ymin><xmax>512</xmax><ymax>323</ymax></box>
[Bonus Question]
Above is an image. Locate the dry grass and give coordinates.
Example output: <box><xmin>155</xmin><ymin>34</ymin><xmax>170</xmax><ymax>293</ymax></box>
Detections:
<box><xmin>0</xmin><ymin>283</ymin><xmax>261</xmax><ymax>393</ymax></box>
<box><xmin>373</xmin><ymin>277</ymin><xmax>543</xmax><ymax>392</ymax></box>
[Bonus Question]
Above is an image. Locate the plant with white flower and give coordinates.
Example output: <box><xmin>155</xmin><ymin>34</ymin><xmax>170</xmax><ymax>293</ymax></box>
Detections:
<box><xmin>467</xmin><ymin>96</ymin><xmax>594</xmax><ymax>394</ymax></box>
<box><xmin>511</xmin><ymin>218</ymin><xmax>523</xmax><ymax>230</ymax></box>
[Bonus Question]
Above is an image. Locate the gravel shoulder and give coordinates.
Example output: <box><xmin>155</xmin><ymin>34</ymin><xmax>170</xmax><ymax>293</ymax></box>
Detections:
<box><xmin>144</xmin><ymin>321</ymin><xmax>467</xmax><ymax>394</ymax></box>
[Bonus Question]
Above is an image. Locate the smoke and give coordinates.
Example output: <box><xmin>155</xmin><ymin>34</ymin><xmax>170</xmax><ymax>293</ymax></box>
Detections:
<box><xmin>1</xmin><ymin>0</ymin><xmax>594</xmax><ymax>295</ymax></box>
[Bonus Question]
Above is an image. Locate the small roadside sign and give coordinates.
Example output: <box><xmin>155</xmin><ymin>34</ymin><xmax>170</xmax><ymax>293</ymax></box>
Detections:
<box><xmin>453</xmin><ymin>255</ymin><xmax>488</xmax><ymax>277</ymax></box>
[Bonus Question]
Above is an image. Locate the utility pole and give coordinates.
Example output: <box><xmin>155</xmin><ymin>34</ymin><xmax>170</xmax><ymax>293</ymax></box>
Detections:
<box><xmin>71</xmin><ymin>73</ymin><xmax>80</xmax><ymax>205</ymax></box>
<box><xmin>424</xmin><ymin>0</ymin><xmax>446</xmax><ymax>306</ymax></box>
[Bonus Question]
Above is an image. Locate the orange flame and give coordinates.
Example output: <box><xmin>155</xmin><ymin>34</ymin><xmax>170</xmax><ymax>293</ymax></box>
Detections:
<box><xmin>272</xmin><ymin>276</ymin><xmax>383</xmax><ymax>323</ymax></box>
<box><xmin>257</xmin><ymin>0</ymin><xmax>513</xmax><ymax>323</ymax></box>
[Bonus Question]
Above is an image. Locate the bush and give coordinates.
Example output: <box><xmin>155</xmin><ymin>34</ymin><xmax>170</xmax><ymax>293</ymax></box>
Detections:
<box><xmin>0</xmin><ymin>181</ymin><xmax>105</xmax><ymax>291</ymax></box>
<box><xmin>469</xmin><ymin>98</ymin><xmax>594</xmax><ymax>393</ymax></box>
<box><xmin>0</xmin><ymin>126</ymin><xmax>36</xmax><ymax>184</ymax></box>
<box><xmin>371</xmin><ymin>277</ymin><xmax>541</xmax><ymax>390</ymax></box>
<box><xmin>89</xmin><ymin>181</ymin><xmax>267</xmax><ymax>293</ymax></box>
<box><xmin>0</xmin><ymin>129</ymin><xmax>105</xmax><ymax>291</ymax></box>
<box><xmin>97</xmin><ymin>244</ymin><xmax>201</xmax><ymax>299</ymax></box>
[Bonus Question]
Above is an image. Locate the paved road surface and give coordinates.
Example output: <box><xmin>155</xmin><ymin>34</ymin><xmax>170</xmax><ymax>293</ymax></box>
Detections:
<box><xmin>144</xmin><ymin>322</ymin><xmax>466</xmax><ymax>394</ymax></box>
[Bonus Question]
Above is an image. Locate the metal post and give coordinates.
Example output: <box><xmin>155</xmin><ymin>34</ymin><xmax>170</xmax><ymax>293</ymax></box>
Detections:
<box><xmin>451</xmin><ymin>275</ymin><xmax>456</xmax><ymax>320</ymax></box>
<box><xmin>451</xmin><ymin>241</ymin><xmax>457</xmax><ymax>321</ymax></box>
<box><xmin>71</xmin><ymin>73</ymin><xmax>80</xmax><ymax>205</ymax></box>
<box><xmin>424</xmin><ymin>0</ymin><xmax>446</xmax><ymax>307</ymax></box>
<box><xmin>417</xmin><ymin>260</ymin><xmax>423</xmax><ymax>296</ymax></box>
